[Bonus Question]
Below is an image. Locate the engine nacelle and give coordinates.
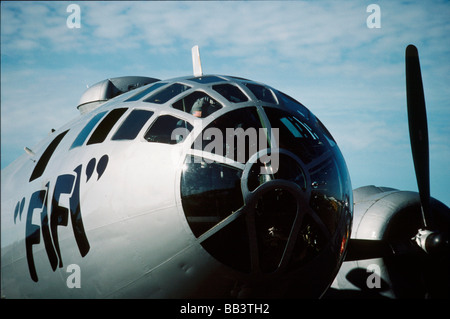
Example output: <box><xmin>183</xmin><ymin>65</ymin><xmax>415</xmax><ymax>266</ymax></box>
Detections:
<box><xmin>329</xmin><ymin>185</ymin><xmax>450</xmax><ymax>298</ymax></box>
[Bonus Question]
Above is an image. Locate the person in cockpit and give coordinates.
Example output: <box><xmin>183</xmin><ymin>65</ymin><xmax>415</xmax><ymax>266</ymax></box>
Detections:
<box><xmin>191</xmin><ymin>96</ymin><xmax>217</xmax><ymax>118</ymax></box>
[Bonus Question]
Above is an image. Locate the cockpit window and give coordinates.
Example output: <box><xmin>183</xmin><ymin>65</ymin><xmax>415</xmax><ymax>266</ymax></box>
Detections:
<box><xmin>144</xmin><ymin>115</ymin><xmax>193</xmax><ymax>144</ymax></box>
<box><xmin>192</xmin><ymin>107</ymin><xmax>264</xmax><ymax>164</ymax></box>
<box><xmin>264</xmin><ymin>107</ymin><xmax>327</xmax><ymax>164</ymax></box>
<box><xmin>212</xmin><ymin>84</ymin><xmax>248</xmax><ymax>103</ymax></box>
<box><xmin>188</xmin><ymin>76</ymin><xmax>226</xmax><ymax>84</ymax></box>
<box><xmin>276</xmin><ymin>91</ymin><xmax>310</xmax><ymax>120</ymax></box>
<box><xmin>71</xmin><ymin>111</ymin><xmax>107</xmax><ymax>149</ymax></box>
<box><xmin>172</xmin><ymin>91</ymin><xmax>223</xmax><ymax>118</ymax></box>
<box><xmin>87</xmin><ymin>108</ymin><xmax>127</xmax><ymax>145</ymax></box>
<box><xmin>144</xmin><ymin>83</ymin><xmax>191</xmax><ymax>104</ymax></box>
<box><xmin>125</xmin><ymin>82</ymin><xmax>167</xmax><ymax>102</ymax></box>
<box><xmin>181</xmin><ymin>155</ymin><xmax>249</xmax><ymax>271</ymax></box>
<box><xmin>181</xmin><ymin>155</ymin><xmax>244</xmax><ymax>237</ymax></box>
<box><xmin>112</xmin><ymin>109</ymin><xmax>154</xmax><ymax>140</ymax></box>
<box><xmin>309</xmin><ymin>157</ymin><xmax>345</xmax><ymax>235</ymax></box>
<box><xmin>244</xmin><ymin>83</ymin><xmax>278</xmax><ymax>104</ymax></box>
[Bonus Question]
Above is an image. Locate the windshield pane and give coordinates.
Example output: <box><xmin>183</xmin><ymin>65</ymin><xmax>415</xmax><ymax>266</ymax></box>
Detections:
<box><xmin>212</xmin><ymin>84</ymin><xmax>248</xmax><ymax>103</ymax></box>
<box><xmin>87</xmin><ymin>108</ymin><xmax>127</xmax><ymax>145</ymax></box>
<box><xmin>244</xmin><ymin>83</ymin><xmax>277</xmax><ymax>104</ymax></box>
<box><xmin>181</xmin><ymin>155</ymin><xmax>243</xmax><ymax>237</ymax></box>
<box><xmin>144</xmin><ymin>83</ymin><xmax>191</xmax><ymax>104</ymax></box>
<box><xmin>71</xmin><ymin>111</ymin><xmax>107</xmax><ymax>149</ymax></box>
<box><xmin>192</xmin><ymin>107</ymin><xmax>264</xmax><ymax>164</ymax></box>
<box><xmin>112</xmin><ymin>109</ymin><xmax>154</xmax><ymax>140</ymax></box>
<box><xmin>188</xmin><ymin>76</ymin><xmax>226</xmax><ymax>84</ymax></box>
<box><xmin>125</xmin><ymin>82</ymin><xmax>167</xmax><ymax>102</ymax></box>
<box><xmin>264</xmin><ymin>107</ymin><xmax>327</xmax><ymax>164</ymax></box>
<box><xmin>172</xmin><ymin>91</ymin><xmax>223</xmax><ymax>118</ymax></box>
<box><xmin>144</xmin><ymin>115</ymin><xmax>193</xmax><ymax>144</ymax></box>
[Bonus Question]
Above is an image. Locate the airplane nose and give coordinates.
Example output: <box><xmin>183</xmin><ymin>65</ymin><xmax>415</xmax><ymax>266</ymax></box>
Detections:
<box><xmin>181</xmin><ymin>150</ymin><xmax>330</xmax><ymax>276</ymax></box>
<box><xmin>247</xmin><ymin>186</ymin><xmax>299</xmax><ymax>273</ymax></box>
<box><xmin>238</xmin><ymin>150</ymin><xmax>327</xmax><ymax>274</ymax></box>
<box><xmin>178</xmin><ymin>83</ymin><xmax>353</xmax><ymax>297</ymax></box>
<box><xmin>242</xmin><ymin>183</ymin><xmax>305</xmax><ymax>274</ymax></box>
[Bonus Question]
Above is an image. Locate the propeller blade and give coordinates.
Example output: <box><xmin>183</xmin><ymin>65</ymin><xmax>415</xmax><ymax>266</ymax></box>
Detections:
<box><xmin>344</xmin><ymin>239</ymin><xmax>393</xmax><ymax>261</ymax></box>
<box><xmin>344</xmin><ymin>238</ymin><xmax>423</xmax><ymax>261</ymax></box>
<box><xmin>405</xmin><ymin>44</ymin><xmax>432</xmax><ymax>228</ymax></box>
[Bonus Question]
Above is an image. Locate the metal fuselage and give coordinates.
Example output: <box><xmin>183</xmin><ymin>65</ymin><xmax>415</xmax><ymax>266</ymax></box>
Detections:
<box><xmin>1</xmin><ymin>75</ymin><xmax>353</xmax><ymax>298</ymax></box>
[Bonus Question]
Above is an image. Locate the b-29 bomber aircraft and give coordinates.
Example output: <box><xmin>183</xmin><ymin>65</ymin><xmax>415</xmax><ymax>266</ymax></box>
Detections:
<box><xmin>1</xmin><ymin>45</ymin><xmax>448</xmax><ymax>299</ymax></box>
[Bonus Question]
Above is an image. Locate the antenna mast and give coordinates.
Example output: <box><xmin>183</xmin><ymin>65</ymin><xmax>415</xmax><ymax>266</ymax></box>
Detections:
<box><xmin>192</xmin><ymin>45</ymin><xmax>203</xmax><ymax>77</ymax></box>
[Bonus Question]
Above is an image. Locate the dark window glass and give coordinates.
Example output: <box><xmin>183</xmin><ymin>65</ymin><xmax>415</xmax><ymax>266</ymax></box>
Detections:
<box><xmin>144</xmin><ymin>83</ymin><xmax>191</xmax><ymax>104</ymax></box>
<box><xmin>309</xmin><ymin>158</ymin><xmax>343</xmax><ymax>235</ymax></box>
<box><xmin>112</xmin><ymin>109</ymin><xmax>154</xmax><ymax>140</ymax></box>
<box><xmin>30</xmin><ymin>130</ymin><xmax>69</xmax><ymax>182</ymax></box>
<box><xmin>172</xmin><ymin>91</ymin><xmax>223</xmax><ymax>118</ymax></box>
<box><xmin>264</xmin><ymin>107</ymin><xmax>327</xmax><ymax>165</ymax></box>
<box><xmin>244</xmin><ymin>83</ymin><xmax>277</xmax><ymax>104</ymax></box>
<box><xmin>144</xmin><ymin>115</ymin><xmax>193</xmax><ymax>144</ymax></box>
<box><xmin>181</xmin><ymin>155</ymin><xmax>244</xmax><ymax>237</ymax></box>
<box><xmin>276</xmin><ymin>91</ymin><xmax>310</xmax><ymax>120</ymax></box>
<box><xmin>70</xmin><ymin>111</ymin><xmax>107</xmax><ymax>149</ymax></box>
<box><xmin>125</xmin><ymin>82</ymin><xmax>167</xmax><ymax>102</ymax></box>
<box><xmin>201</xmin><ymin>213</ymin><xmax>250</xmax><ymax>273</ymax></box>
<box><xmin>87</xmin><ymin>108</ymin><xmax>127</xmax><ymax>145</ymax></box>
<box><xmin>212</xmin><ymin>84</ymin><xmax>248</xmax><ymax>103</ymax></box>
<box><xmin>188</xmin><ymin>76</ymin><xmax>226</xmax><ymax>84</ymax></box>
<box><xmin>192</xmin><ymin>107</ymin><xmax>264</xmax><ymax>163</ymax></box>
<box><xmin>254</xmin><ymin>188</ymin><xmax>298</xmax><ymax>273</ymax></box>
<box><xmin>247</xmin><ymin>153</ymin><xmax>306</xmax><ymax>192</ymax></box>
<box><xmin>181</xmin><ymin>155</ymin><xmax>249</xmax><ymax>272</ymax></box>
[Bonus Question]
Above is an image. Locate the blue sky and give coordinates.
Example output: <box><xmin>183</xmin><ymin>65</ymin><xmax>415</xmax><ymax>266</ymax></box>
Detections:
<box><xmin>1</xmin><ymin>1</ymin><xmax>449</xmax><ymax>207</ymax></box>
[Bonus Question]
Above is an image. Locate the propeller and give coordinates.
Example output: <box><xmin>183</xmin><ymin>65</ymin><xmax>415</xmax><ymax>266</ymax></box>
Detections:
<box><xmin>343</xmin><ymin>45</ymin><xmax>449</xmax><ymax>298</ymax></box>
<box><xmin>346</xmin><ymin>45</ymin><xmax>449</xmax><ymax>260</ymax></box>
<box><xmin>405</xmin><ymin>44</ymin><xmax>449</xmax><ymax>256</ymax></box>
<box><xmin>405</xmin><ymin>44</ymin><xmax>432</xmax><ymax>229</ymax></box>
